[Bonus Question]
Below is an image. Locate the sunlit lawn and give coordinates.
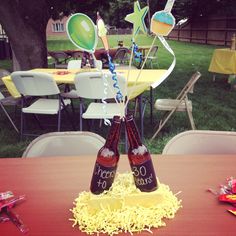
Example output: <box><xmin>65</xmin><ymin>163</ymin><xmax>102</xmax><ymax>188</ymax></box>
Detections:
<box><xmin>1</xmin><ymin>34</ymin><xmax>235</xmax><ymax>157</ymax></box>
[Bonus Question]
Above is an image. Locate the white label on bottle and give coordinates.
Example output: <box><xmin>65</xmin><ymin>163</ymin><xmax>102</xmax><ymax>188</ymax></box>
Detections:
<box><xmin>131</xmin><ymin>145</ymin><xmax>147</xmax><ymax>155</ymax></box>
<box><xmin>100</xmin><ymin>148</ymin><xmax>115</xmax><ymax>157</ymax></box>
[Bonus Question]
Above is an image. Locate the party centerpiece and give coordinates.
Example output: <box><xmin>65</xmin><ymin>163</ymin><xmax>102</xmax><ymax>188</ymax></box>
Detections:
<box><xmin>66</xmin><ymin>0</ymin><xmax>181</xmax><ymax>235</ymax></box>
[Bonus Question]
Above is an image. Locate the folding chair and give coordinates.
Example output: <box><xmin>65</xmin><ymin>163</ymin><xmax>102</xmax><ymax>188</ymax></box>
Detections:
<box><xmin>162</xmin><ymin>130</ymin><xmax>236</xmax><ymax>154</ymax></box>
<box><xmin>95</xmin><ymin>60</ymin><xmax>103</xmax><ymax>70</ymax></box>
<box><xmin>11</xmin><ymin>71</ymin><xmax>72</xmax><ymax>139</ymax></box>
<box><xmin>49</xmin><ymin>51</ymin><xmax>70</xmax><ymax>69</ymax></box>
<box><xmin>63</xmin><ymin>59</ymin><xmax>82</xmax><ymax>95</ymax></box>
<box><xmin>67</xmin><ymin>59</ymin><xmax>82</xmax><ymax>69</ymax></box>
<box><xmin>0</xmin><ymin>70</ymin><xmax>20</xmax><ymax>133</ymax></box>
<box><xmin>60</xmin><ymin>59</ymin><xmax>82</xmax><ymax>110</ymax></box>
<box><xmin>0</xmin><ymin>92</ymin><xmax>19</xmax><ymax>133</ymax></box>
<box><xmin>62</xmin><ymin>58</ymin><xmax>101</xmax><ymax>113</ymax></box>
<box><xmin>72</xmin><ymin>51</ymin><xmax>83</xmax><ymax>59</ymax></box>
<box><xmin>143</xmin><ymin>46</ymin><xmax>158</xmax><ymax>68</ymax></box>
<box><xmin>113</xmin><ymin>47</ymin><xmax>130</xmax><ymax>65</ymax></box>
<box><xmin>0</xmin><ymin>69</ymin><xmax>10</xmax><ymax>79</ymax></box>
<box><xmin>22</xmin><ymin>131</ymin><xmax>105</xmax><ymax>157</ymax></box>
<box><xmin>74</xmin><ymin>71</ymin><xmax>126</xmax><ymax>131</ymax></box>
<box><xmin>151</xmin><ymin>71</ymin><xmax>201</xmax><ymax>140</ymax></box>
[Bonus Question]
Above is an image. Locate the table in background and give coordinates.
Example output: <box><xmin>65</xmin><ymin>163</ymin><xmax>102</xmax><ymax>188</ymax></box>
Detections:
<box><xmin>94</xmin><ymin>48</ymin><xmax>118</xmax><ymax>60</ymax></box>
<box><xmin>53</xmin><ymin>48</ymin><xmax>119</xmax><ymax>61</ymax></box>
<box><xmin>208</xmin><ymin>48</ymin><xmax>236</xmax><ymax>80</ymax></box>
<box><xmin>2</xmin><ymin>68</ymin><xmax>166</xmax><ymax>99</ymax></box>
<box><xmin>0</xmin><ymin>155</ymin><xmax>235</xmax><ymax>236</ymax></box>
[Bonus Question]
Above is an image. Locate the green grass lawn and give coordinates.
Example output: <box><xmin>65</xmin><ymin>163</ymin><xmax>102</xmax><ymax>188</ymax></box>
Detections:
<box><xmin>1</xmin><ymin>34</ymin><xmax>235</xmax><ymax>157</ymax></box>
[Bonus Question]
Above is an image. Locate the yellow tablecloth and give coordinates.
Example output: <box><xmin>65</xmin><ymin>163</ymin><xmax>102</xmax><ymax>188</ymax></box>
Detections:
<box><xmin>2</xmin><ymin>68</ymin><xmax>167</xmax><ymax>99</ymax></box>
<box><xmin>208</xmin><ymin>48</ymin><xmax>236</xmax><ymax>74</ymax></box>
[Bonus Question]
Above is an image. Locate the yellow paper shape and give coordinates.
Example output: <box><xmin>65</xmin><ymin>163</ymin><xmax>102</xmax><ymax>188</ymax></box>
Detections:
<box><xmin>125</xmin><ymin>1</ymin><xmax>149</xmax><ymax>36</ymax></box>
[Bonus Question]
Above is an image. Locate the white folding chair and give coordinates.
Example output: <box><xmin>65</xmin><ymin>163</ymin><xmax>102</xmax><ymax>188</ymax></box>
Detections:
<box><xmin>74</xmin><ymin>71</ymin><xmax>126</xmax><ymax>130</ymax></box>
<box><xmin>22</xmin><ymin>131</ymin><xmax>105</xmax><ymax>157</ymax></box>
<box><xmin>62</xmin><ymin>58</ymin><xmax>102</xmax><ymax>114</ymax></box>
<box><xmin>67</xmin><ymin>59</ymin><xmax>82</xmax><ymax>69</ymax></box>
<box><xmin>11</xmin><ymin>71</ymin><xmax>72</xmax><ymax>139</ymax></box>
<box><xmin>95</xmin><ymin>60</ymin><xmax>103</xmax><ymax>70</ymax></box>
<box><xmin>60</xmin><ymin>60</ymin><xmax>82</xmax><ymax>100</ymax></box>
<box><xmin>162</xmin><ymin>130</ymin><xmax>236</xmax><ymax>154</ymax></box>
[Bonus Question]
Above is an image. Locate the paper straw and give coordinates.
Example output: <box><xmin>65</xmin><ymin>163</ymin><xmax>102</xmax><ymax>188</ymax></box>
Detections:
<box><xmin>164</xmin><ymin>0</ymin><xmax>175</xmax><ymax>12</ymax></box>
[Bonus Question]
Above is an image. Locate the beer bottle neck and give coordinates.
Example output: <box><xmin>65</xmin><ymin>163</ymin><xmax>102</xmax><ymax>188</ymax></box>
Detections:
<box><xmin>104</xmin><ymin>117</ymin><xmax>121</xmax><ymax>150</ymax></box>
<box><xmin>125</xmin><ymin>116</ymin><xmax>142</xmax><ymax>149</ymax></box>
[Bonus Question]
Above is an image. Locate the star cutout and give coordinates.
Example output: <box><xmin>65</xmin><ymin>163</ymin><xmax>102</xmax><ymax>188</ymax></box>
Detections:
<box><xmin>125</xmin><ymin>1</ymin><xmax>149</xmax><ymax>37</ymax></box>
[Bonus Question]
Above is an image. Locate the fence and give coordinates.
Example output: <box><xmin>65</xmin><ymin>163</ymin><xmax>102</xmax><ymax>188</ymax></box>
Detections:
<box><xmin>108</xmin><ymin>16</ymin><xmax>236</xmax><ymax>47</ymax></box>
<box><xmin>108</xmin><ymin>28</ymin><xmax>132</xmax><ymax>35</ymax></box>
<box><xmin>167</xmin><ymin>16</ymin><xmax>236</xmax><ymax>46</ymax></box>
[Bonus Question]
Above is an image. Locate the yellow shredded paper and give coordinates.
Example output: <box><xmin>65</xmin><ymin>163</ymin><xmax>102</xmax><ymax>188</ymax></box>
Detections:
<box><xmin>70</xmin><ymin>172</ymin><xmax>182</xmax><ymax>235</ymax></box>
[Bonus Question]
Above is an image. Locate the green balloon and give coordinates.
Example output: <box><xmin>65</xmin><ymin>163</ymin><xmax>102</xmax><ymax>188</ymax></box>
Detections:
<box><xmin>66</xmin><ymin>13</ymin><xmax>97</xmax><ymax>53</ymax></box>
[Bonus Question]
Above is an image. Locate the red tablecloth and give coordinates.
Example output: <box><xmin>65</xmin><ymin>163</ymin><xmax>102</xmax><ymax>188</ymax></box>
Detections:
<box><xmin>0</xmin><ymin>155</ymin><xmax>235</xmax><ymax>235</ymax></box>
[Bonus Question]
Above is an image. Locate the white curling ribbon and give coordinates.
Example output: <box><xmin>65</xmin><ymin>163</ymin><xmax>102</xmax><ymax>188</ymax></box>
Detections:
<box><xmin>151</xmin><ymin>35</ymin><xmax>176</xmax><ymax>88</ymax></box>
<box><xmin>102</xmin><ymin>74</ymin><xmax>111</xmax><ymax>126</ymax></box>
<box><xmin>164</xmin><ymin>0</ymin><xmax>175</xmax><ymax>12</ymax></box>
<box><xmin>119</xmin><ymin>102</ymin><xmax>125</xmax><ymax>119</ymax></box>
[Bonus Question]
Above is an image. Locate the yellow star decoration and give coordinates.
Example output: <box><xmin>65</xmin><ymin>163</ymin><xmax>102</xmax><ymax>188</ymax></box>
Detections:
<box><xmin>125</xmin><ymin>1</ymin><xmax>149</xmax><ymax>37</ymax></box>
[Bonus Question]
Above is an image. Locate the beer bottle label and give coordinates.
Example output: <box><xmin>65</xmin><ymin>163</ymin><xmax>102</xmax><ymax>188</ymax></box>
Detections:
<box><xmin>131</xmin><ymin>159</ymin><xmax>158</xmax><ymax>192</ymax></box>
<box><xmin>90</xmin><ymin>162</ymin><xmax>117</xmax><ymax>194</ymax></box>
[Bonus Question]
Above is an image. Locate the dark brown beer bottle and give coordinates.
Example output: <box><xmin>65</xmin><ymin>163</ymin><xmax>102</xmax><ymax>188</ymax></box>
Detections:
<box><xmin>90</xmin><ymin>116</ymin><xmax>121</xmax><ymax>194</ymax></box>
<box><xmin>125</xmin><ymin>114</ymin><xmax>158</xmax><ymax>192</ymax></box>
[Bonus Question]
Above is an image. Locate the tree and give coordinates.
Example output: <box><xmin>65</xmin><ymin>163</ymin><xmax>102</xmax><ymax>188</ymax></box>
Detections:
<box><xmin>0</xmin><ymin>0</ymin><xmax>109</xmax><ymax>70</ymax></box>
<box><xmin>0</xmin><ymin>0</ymin><xmax>49</xmax><ymax>70</ymax></box>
